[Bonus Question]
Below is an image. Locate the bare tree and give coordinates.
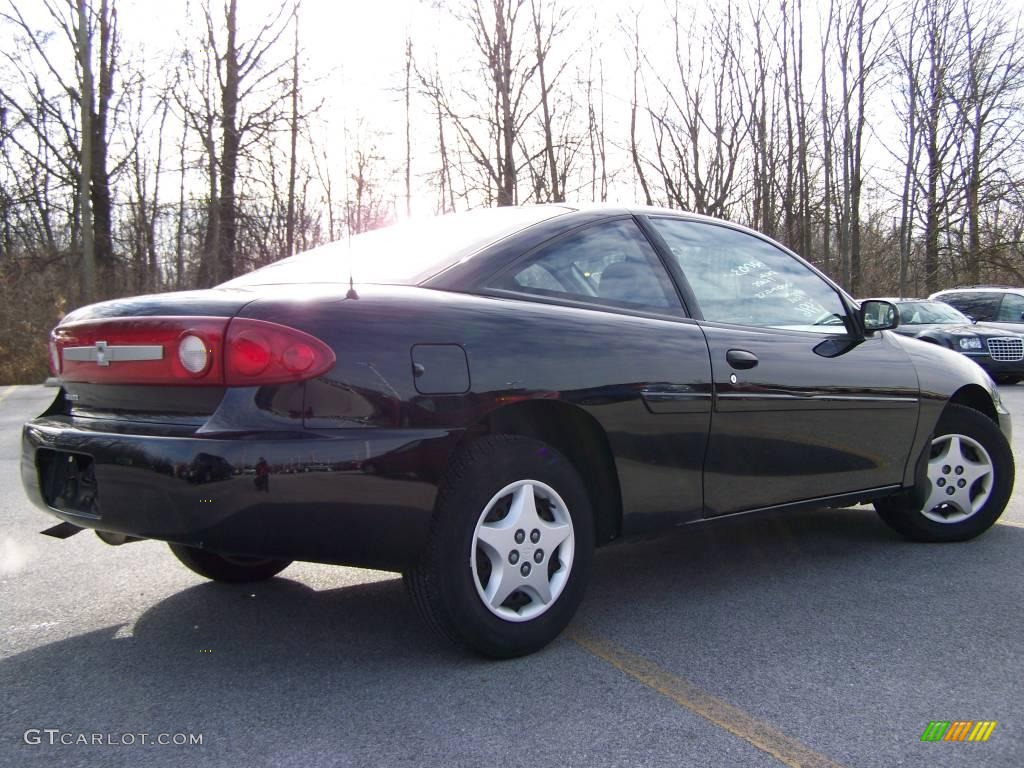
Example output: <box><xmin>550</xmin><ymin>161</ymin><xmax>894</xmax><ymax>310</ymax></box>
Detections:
<box><xmin>286</xmin><ymin>1</ymin><xmax>301</xmax><ymax>257</ymax></box>
<box><xmin>583</xmin><ymin>46</ymin><xmax>607</xmax><ymax>202</ymax></box>
<box><xmin>915</xmin><ymin>0</ymin><xmax>966</xmax><ymax>293</ymax></box>
<box><xmin>527</xmin><ymin>0</ymin><xmax>573</xmax><ymax>202</ymax></box>
<box><xmin>643</xmin><ymin>0</ymin><xmax>745</xmax><ymax>217</ymax></box>
<box><xmin>186</xmin><ymin>0</ymin><xmax>291</xmax><ymax>284</ymax></box>
<box><xmin>627</xmin><ymin>16</ymin><xmax>653</xmax><ymax>206</ymax></box>
<box><xmin>404</xmin><ymin>35</ymin><xmax>413</xmax><ymax>217</ymax></box>
<box><xmin>892</xmin><ymin>0</ymin><xmax>924</xmax><ymax>295</ymax></box>
<box><xmin>420</xmin><ymin>0</ymin><xmax>539</xmax><ymax>206</ymax></box>
<box><xmin>0</xmin><ymin>0</ymin><xmax>119</xmax><ymax>301</ymax></box>
<box><xmin>832</xmin><ymin>0</ymin><xmax>888</xmax><ymax>293</ymax></box>
<box><xmin>956</xmin><ymin>0</ymin><xmax>1024</xmax><ymax>282</ymax></box>
<box><xmin>76</xmin><ymin>0</ymin><xmax>96</xmax><ymax>300</ymax></box>
<box><xmin>343</xmin><ymin>127</ymin><xmax>393</xmax><ymax>235</ymax></box>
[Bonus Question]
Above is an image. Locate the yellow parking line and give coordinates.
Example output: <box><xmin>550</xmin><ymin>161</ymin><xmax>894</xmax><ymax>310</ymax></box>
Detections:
<box><xmin>572</xmin><ymin>631</ymin><xmax>846</xmax><ymax>768</ymax></box>
<box><xmin>0</xmin><ymin>386</ymin><xmax>13</xmax><ymax>407</ymax></box>
<box><xmin>997</xmin><ymin>519</ymin><xmax>1024</xmax><ymax>528</ymax></box>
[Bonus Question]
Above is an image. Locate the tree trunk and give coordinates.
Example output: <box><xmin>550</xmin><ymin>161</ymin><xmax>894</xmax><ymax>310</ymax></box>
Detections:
<box><xmin>496</xmin><ymin>3</ymin><xmax>516</xmax><ymax>206</ymax></box>
<box><xmin>77</xmin><ymin>0</ymin><xmax>96</xmax><ymax>304</ymax></box>
<box><xmin>216</xmin><ymin>0</ymin><xmax>240</xmax><ymax>282</ymax></box>
<box><xmin>404</xmin><ymin>36</ymin><xmax>412</xmax><ymax>217</ymax></box>
<box><xmin>532</xmin><ymin>0</ymin><xmax>560</xmax><ymax>202</ymax></box>
<box><xmin>286</xmin><ymin>3</ymin><xmax>299</xmax><ymax>257</ymax></box>
<box><xmin>91</xmin><ymin>0</ymin><xmax>115</xmax><ymax>294</ymax></box>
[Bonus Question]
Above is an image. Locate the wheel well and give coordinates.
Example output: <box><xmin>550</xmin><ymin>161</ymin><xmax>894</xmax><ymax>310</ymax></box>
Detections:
<box><xmin>948</xmin><ymin>384</ymin><xmax>998</xmax><ymax>424</ymax></box>
<box><xmin>469</xmin><ymin>399</ymin><xmax>622</xmax><ymax>545</ymax></box>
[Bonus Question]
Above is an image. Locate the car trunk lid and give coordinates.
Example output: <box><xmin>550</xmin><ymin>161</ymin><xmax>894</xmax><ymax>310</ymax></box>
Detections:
<box><xmin>52</xmin><ymin>288</ymin><xmax>260</xmax><ymax>422</ymax></box>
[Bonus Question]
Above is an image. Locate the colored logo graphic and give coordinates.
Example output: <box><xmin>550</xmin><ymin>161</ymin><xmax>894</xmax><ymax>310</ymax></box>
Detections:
<box><xmin>921</xmin><ymin>721</ymin><xmax>997</xmax><ymax>742</ymax></box>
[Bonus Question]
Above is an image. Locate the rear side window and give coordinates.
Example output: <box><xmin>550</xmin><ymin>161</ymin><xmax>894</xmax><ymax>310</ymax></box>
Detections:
<box><xmin>486</xmin><ymin>219</ymin><xmax>682</xmax><ymax>313</ymax></box>
<box><xmin>939</xmin><ymin>292</ymin><xmax>1000</xmax><ymax>320</ymax></box>
<box><xmin>997</xmin><ymin>293</ymin><xmax>1024</xmax><ymax>322</ymax></box>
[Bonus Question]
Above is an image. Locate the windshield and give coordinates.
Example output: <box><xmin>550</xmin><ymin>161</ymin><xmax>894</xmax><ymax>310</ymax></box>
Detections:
<box><xmin>897</xmin><ymin>301</ymin><xmax>971</xmax><ymax>325</ymax></box>
<box><xmin>221</xmin><ymin>206</ymin><xmax>571</xmax><ymax>288</ymax></box>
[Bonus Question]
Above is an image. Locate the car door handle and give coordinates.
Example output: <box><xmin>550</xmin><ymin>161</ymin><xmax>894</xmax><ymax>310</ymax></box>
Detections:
<box><xmin>726</xmin><ymin>349</ymin><xmax>759</xmax><ymax>370</ymax></box>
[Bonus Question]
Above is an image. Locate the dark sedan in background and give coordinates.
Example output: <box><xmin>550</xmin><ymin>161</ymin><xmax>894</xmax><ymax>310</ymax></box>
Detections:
<box><xmin>930</xmin><ymin>286</ymin><xmax>1024</xmax><ymax>335</ymax></box>
<box><xmin>22</xmin><ymin>206</ymin><xmax>1015</xmax><ymax>657</ymax></box>
<box><xmin>864</xmin><ymin>298</ymin><xmax>1024</xmax><ymax>384</ymax></box>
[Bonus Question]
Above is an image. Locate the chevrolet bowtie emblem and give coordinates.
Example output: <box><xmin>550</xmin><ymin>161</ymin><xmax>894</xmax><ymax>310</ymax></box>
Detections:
<box><xmin>62</xmin><ymin>341</ymin><xmax>164</xmax><ymax>366</ymax></box>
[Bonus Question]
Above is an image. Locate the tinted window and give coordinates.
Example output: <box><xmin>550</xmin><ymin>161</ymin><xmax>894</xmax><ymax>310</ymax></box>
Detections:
<box><xmin>488</xmin><ymin>219</ymin><xmax>681</xmax><ymax>312</ymax></box>
<box><xmin>651</xmin><ymin>218</ymin><xmax>848</xmax><ymax>333</ymax></box>
<box><xmin>221</xmin><ymin>206</ymin><xmax>571</xmax><ymax>287</ymax></box>
<box><xmin>940</xmin><ymin>292</ymin><xmax>1000</xmax><ymax>320</ymax></box>
<box><xmin>997</xmin><ymin>293</ymin><xmax>1024</xmax><ymax>322</ymax></box>
<box><xmin>897</xmin><ymin>301</ymin><xmax>970</xmax><ymax>324</ymax></box>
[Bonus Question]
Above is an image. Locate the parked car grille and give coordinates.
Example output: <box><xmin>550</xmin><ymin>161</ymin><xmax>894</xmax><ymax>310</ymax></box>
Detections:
<box><xmin>986</xmin><ymin>337</ymin><xmax>1024</xmax><ymax>362</ymax></box>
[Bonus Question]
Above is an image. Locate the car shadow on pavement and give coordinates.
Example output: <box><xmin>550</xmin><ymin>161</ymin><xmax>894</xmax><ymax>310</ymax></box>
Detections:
<box><xmin>3</xmin><ymin>506</ymin><xmax>1019</xmax><ymax>675</ymax></box>
<box><xmin>2</xmin><ymin>506</ymin><xmax>1021</xmax><ymax>767</ymax></box>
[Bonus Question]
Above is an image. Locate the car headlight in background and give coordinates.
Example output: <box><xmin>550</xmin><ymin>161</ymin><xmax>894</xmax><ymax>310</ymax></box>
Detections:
<box><xmin>958</xmin><ymin>337</ymin><xmax>983</xmax><ymax>350</ymax></box>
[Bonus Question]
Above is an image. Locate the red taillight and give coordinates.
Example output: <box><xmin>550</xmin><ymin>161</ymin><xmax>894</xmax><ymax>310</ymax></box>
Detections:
<box><xmin>283</xmin><ymin>343</ymin><xmax>315</xmax><ymax>372</ymax></box>
<box><xmin>230</xmin><ymin>330</ymin><xmax>272</xmax><ymax>377</ymax></box>
<box><xmin>52</xmin><ymin>316</ymin><xmax>334</xmax><ymax>386</ymax></box>
<box><xmin>53</xmin><ymin>317</ymin><xmax>228</xmax><ymax>385</ymax></box>
<box><xmin>48</xmin><ymin>339</ymin><xmax>60</xmax><ymax>375</ymax></box>
<box><xmin>224</xmin><ymin>318</ymin><xmax>335</xmax><ymax>386</ymax></box>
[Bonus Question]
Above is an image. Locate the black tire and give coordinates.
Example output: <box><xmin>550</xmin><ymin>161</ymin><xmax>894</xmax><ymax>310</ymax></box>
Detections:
<box><xmin>404</xmin><ymin>435</ymin><xmax>594</xmax><ymax>659</ymax></box>
<box><xmin>994</xmin><ymin>375</ymin><xmax>1020</xmax><ymax>385</ymax></box>
<box><xmin>875</xmin><ymin>404</ymin><xmax>1013</xmax><ymax>542</ymax></box>
<box><xmin>168</xmin><ymin>543</ymin><xmax>292</xmax><ymax>583</ymax></box>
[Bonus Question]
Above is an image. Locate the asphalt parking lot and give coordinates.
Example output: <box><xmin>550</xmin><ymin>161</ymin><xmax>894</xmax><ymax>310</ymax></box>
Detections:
<box><xmin>1</xmin><ymin>383</ymin><xmax>1022</xmax><ymax>767</ymax></box>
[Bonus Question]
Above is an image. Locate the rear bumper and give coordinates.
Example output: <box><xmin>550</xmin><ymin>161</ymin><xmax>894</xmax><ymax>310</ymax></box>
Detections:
<box><xmin>21</xmin><ymin>416</ymin><xmax>462</xmax><ymax>571</ymax></box>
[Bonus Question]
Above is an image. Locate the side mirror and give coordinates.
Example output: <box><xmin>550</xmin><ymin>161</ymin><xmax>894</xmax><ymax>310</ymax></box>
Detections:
<box><xmin>964</xmin><ymin>314</ymin><xmax>976</xmax><ymax>323</ymax></box>
<box><xmin>860</xmin><ymin>300</ymin><xmax>899</xmax><ymax>332</ymax></box>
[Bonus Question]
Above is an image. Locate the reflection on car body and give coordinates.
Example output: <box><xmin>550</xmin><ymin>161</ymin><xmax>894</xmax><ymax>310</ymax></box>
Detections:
<box><xmin>865</xmin><ymin>297</ymin><xmax>1024</xmax><ymax>384</ymax></box>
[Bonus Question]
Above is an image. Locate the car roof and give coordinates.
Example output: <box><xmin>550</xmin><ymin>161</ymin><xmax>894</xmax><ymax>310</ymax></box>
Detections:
<box><xmin>862</xmin><ymin>297</ymin><xmax>938</xmax><ymax>304</ymax></box>
<box><xmin>567</xmin><ymin>202</ymin><xmax>777</xmax><ymax>239</ymax></box>
<box><xmin>932</xmin><ymin>287</ymin><xmax>1024</xmax><ymax>295</ymax></box>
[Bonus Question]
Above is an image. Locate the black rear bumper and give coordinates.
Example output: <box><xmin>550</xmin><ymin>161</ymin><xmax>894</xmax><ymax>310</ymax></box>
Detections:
<box><xmin>22</xmin><ymin>416</ymin><xmax>461</xmax><ymax>571</ymax></box>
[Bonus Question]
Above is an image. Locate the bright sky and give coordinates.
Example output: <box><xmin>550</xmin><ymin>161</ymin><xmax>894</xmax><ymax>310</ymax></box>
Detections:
<box><xmin>110</xmin><ymin>0</ymin><xmax>641</xmax><ymax>215</ymax></box>
<box><xmin>8</xmin><ymin>0</ymin><xmax>1024</xmax><ymax>220</ymax></box>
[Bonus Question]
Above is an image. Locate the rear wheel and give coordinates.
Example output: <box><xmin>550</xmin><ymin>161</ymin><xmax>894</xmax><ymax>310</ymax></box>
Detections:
<box><xmin>404</xmin><ymin>435</ymin><xmax>594</xmax><ymax>658</ymax></box>
<box><xmin>875</xmin><ymin>404</ymin><xmax>1013</xmax><ymax>541</ymax></box>
<box><xmin>168</xmin><ymin>543</ymin><xmax>292</xmax><ymax>583</ymax></box>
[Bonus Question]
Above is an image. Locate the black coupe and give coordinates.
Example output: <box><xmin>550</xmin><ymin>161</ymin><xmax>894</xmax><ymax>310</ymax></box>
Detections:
<box><xmin>22</xmin><ymin>206</ymin><xmax>1015</xmax><ymax>657</ymax></box>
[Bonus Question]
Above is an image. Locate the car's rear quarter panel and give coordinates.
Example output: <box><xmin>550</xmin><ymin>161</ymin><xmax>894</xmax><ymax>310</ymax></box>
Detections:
<box><xmin>240</xmin><ymin>285</ymin><xmax>713</xmax><ymax>535</ymax></box>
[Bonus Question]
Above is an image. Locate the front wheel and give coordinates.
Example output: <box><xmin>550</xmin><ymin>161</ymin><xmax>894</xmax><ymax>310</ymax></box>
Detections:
<box><xmin>404</xmin><ymin>435</ymin><xmax>594</xmax><ymax>658</ymax></box>
<box><xmin>168</xmin><ymin>543</ymin><xmax>292</xmax><ymax>583</ymax></box>
<box><xmin>875</xmin><ymin>404</ymin><xmax>1014</xmax><ymax>541</ymax></box>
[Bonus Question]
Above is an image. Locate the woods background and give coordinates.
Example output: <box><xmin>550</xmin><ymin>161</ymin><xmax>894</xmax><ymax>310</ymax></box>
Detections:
<box><xmin>0</xmin><ymin>0</ymin><xmax>1022</xmax><ymax>382</ymax></box>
